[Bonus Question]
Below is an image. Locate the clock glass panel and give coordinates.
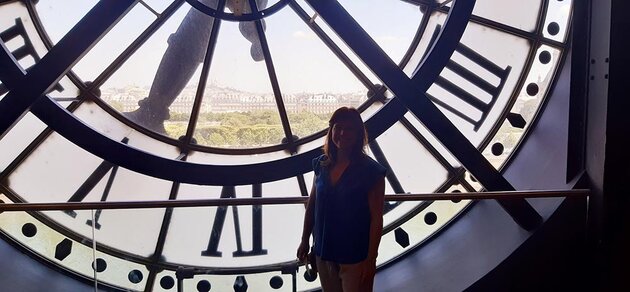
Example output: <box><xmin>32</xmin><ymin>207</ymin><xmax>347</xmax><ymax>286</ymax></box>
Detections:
<box><xmin>0</xmin><ymin>0</ymin><xmax>573</xmax><ymax>290</ymax></box>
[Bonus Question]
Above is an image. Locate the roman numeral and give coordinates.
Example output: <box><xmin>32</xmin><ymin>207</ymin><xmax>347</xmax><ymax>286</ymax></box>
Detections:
<box><xmin>0</xmin><ymin>18</ymin><xmax>64</xmax><ymax>95</ymax></box>
<box><xmin>64</xmin><ymin>137</ymin><xmax>129</xmax><ymax>230</ymax></box>
<box><xmin>418</xmin><ymin>26</ymin><xmax>511</xmax><ymax>131</ymax></box>
<box><xmin>201</xmin><ymin>184</ymin><xmax>268</xmax><ymax>257</ymax></box>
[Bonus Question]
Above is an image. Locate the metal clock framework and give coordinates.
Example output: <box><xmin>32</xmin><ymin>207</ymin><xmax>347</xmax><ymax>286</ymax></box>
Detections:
<box><xmin>0</xmin><ymin>0</ymin><xmax>573</xmax><ymax>291</ymax></box>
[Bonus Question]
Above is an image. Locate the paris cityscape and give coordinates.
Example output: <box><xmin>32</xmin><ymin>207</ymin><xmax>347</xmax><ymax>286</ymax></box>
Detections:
<box><xmin>100</xmin><ymin>83</ymin><xmax>367</xmax><ymax>115</ymax></box>
<box><xmin>99</xmin><ymin>83</ymin><xmax>539</xmax><ymax>153</ymax></box>
<box><xmin>100</xmin><ymin>84</ymin><xmax>368</xmax><ymax>147</ymax></box>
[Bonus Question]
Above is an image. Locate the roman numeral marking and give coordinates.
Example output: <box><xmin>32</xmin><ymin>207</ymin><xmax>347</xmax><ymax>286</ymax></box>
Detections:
<box><xmin>0</xmin><ymin>18</ymin><xmax>64</xmax><ymax>95</ymax></box>
<box><xmin>64</xmin><ymin>137</ymin><xmax>129</xmax><ymax>230</ymax></box>
<box><xmin>418</xmin><ymin>25</ymin><xmax>511</xmax><ymax>131</ymax></box>
<box><xmin>201</xmin><ymin>184</ymin><xmax>267</xmax><ymax>257</ymax></box>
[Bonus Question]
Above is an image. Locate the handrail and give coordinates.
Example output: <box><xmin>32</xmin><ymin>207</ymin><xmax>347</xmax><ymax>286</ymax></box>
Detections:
<box><xmin>0</xmin><ymin>189</ymin><xmax>589</xmax><ymax>212</ymax></box>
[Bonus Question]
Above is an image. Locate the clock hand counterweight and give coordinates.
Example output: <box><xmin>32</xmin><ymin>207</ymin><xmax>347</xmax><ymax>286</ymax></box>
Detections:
<box><xmin>125</xmin><ymin>0</ymin><xmax>268</xmax><ymax>133</ymax></box>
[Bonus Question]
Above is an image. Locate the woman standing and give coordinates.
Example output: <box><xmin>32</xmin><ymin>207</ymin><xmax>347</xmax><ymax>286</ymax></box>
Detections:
<box><xmin>297</xmin><ymin>107</ymin><xmax>387</xmax><ymax>292</ymax></box>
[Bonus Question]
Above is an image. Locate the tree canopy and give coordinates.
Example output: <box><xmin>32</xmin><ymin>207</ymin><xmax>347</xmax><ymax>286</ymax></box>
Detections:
<box><xmin>164</xmin><ymin>110</ymin><xmax>330</xmax><ymax>147</ymax></box>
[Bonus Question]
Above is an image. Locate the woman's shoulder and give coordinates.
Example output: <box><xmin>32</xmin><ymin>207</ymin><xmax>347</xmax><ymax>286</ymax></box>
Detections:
<box><xmin>312</xmin><ymin>154</ymin><xmax>327</xmax><ymax>165</ymax></box>
<box><xmin>359</xmin><ymin>155</ymin><xmax>387</xmax><ymax>176</ymax></box>
<box><xmin>312</xmin><ymin>154</ymin><xmax>328</xmax><ymax>174</ymax></box>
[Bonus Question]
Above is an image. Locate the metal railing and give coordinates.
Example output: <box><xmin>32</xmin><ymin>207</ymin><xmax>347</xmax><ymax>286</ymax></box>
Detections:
<box><xmin>0</xmin><ymin>189</ymin><xmax>590</xmax><ymax>292</ymax></box>
<box><xmin>0</xmin><ymin>189</ymin><xmax>590</xmax><ymax>212</ymax></box>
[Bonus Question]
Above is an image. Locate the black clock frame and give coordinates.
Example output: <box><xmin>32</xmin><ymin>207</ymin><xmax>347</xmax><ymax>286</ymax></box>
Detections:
<box><xmin>0</xmin><ymin>0</ymin><xmax>574</xmax><ymax>290</ymax></box>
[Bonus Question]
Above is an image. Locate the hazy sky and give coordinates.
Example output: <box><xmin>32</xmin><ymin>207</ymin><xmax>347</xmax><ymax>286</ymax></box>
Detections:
<box><xmin>34</xmin><ymin>0</ymin><xmax>421</xmax><ymax>93</ymax></box>
<box><xmin>32</xmin><ymin>0</ymin><xmax>570</xmax><ymax>94</ymax></box>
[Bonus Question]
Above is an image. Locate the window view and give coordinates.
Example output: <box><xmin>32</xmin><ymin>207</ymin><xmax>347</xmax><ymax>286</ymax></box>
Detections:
<box><xmin>0</xmin><ymin>0</ymin><xmax>572</xmax><ymax>291</ymax></box>
<box><xmin>101</xmin><ymin>85</ymin><xmax>364</xmax><ymax>147</ymax></box>
<box><xmin>50</xmin><ymin>0</ymin><xmax>420</xmax><ymax>149</ymax></box>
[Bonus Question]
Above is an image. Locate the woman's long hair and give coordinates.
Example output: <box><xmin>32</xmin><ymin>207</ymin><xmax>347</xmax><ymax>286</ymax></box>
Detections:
<box><xmin>322</xmin><ymin>107</ymin><xmax>368</xmax><ymax>166</ymax></box>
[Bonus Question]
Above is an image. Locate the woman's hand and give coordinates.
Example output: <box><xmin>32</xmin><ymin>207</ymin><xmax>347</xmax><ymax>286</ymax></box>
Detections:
<box><xmin>296</xmin><ymin>240</ymin><xmax>310</xmax><ymax>263</ymax></box>
<box><xmin>361</xmin><ymin>256</ymin><xmax>377</xmax><ymax>286</ymax></box>
<box><xmin>298</xmin><ymin>182</ymin><xmax>316</xmax><ymax>263</ymax></box>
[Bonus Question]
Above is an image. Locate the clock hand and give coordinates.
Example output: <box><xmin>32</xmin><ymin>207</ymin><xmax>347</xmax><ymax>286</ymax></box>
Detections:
<box><xmin>232</xmin><ymin>0</ymin><xmax>268</xmax><ymax>61</ymax></box>
<box><xmin>125</xmin><ymin>0</ymin><xmax>268</xmax><ymax>133</ymax></box>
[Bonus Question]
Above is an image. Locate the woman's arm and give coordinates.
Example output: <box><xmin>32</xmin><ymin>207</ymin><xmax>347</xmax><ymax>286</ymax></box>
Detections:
<box><xmin>367</xmin><ymin>176</ymin><xmax>386</xmax><ymax>261</ymax></box>
<box><xmin>297</xmin><ymin>182</ymin><xmax>316</xmax><ymax>262</ymax></box>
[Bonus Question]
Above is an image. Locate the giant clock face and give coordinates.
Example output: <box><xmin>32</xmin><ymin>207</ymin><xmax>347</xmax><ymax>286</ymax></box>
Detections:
<box><xmin>0</xmin><ymin>0</ymin><xmax>572</xmax><ymax>291</ymax></box>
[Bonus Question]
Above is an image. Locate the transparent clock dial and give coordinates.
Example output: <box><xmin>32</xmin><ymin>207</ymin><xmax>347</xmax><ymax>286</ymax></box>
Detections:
<box><xmin>0</xmin><ymin>0</ymin><xmax>572</xmax><ymax>291</ymax></box>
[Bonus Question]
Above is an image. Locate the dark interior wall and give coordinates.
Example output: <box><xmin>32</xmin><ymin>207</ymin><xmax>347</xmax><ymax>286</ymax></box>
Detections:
<box><xmin>466</xmin><ymin>197</ymin><xmax>587</xmax><ymax>292</ymax></box>
<box><xmin>593</xmin><ymin>0</ymin><xmax>630</xmax><ymax>290</ymax></box>
<box><xmin>0</xmin><ymin>236</ymin><xmax>94</xmax><ymax>292</ymax></box>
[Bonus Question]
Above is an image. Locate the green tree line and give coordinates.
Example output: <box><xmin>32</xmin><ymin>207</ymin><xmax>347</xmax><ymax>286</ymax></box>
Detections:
<box><xmin>165</xmin><ymin>110</ymin><xmax>330</xmax><ymax>147</ymax></box>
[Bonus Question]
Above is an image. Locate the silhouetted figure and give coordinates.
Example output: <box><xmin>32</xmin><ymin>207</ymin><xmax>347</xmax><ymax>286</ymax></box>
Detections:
<box><xmin>125</xmin><ymin>0</ymin><xmax>268</xmax><ymax>133</ymax></box>
<box><xmin>297</xmin><ymin>107</ymin><xmax>387</xmax><ymax>292</ymax></box>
